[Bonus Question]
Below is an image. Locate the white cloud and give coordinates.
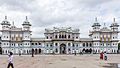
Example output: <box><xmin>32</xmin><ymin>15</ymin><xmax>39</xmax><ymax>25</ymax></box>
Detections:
<box><xmin>0</xmin><ymin>0</ymin><xmax>120</xmax><ymax>38</ymax></box>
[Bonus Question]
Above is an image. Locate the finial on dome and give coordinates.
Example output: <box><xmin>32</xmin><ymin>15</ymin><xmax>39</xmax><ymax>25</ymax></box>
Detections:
<box><xmin>104</xmin><ymin>23</ymin><xmax>106</xmax><ymax>27</ymax></box>
<box><xmin>26</xmin><ymin>16</ymin><xmax>28</xmax><ymax>20</ymax></box>
<box><xmin>5</xmin><ymin>16</ymin><xmax>7</xmax><ymax>20</ymax></box>
<box><xmin>95</xmin><ymin>17</ymin><xmax>97</xmax><ymax>22</ymax></box>
<box><xmin>113</xmin><ymin>18</ymin><xmax>116</xmax><ymax>22</ymax></box>
<box><xmin>12</xmin><ymin>21</ymin><xmax>14</xmax><ymax>26</ymax></box>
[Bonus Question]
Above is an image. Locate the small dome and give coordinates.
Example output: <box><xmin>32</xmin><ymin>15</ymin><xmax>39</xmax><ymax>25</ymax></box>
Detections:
<box><xmin>22</xmin><ymin>16</ymin><xmax>31</xmax><ymax>26</ymax></box>
<box><xmin>110</xmin><ymin>23</ymin><xmax>119</xmax><ymax>27</ymax></box>
<box><xmin>110</xmin><ymin>18</ymin><xmax>119</xmax><ymax>27</ymax></box>
<box><xmin>1</xmin><ymin>16</ymin><xmax>11</xmax><ymax>26</ymax></box>
<box><xmin>92</xmin><ymin>17</ymin><xmax>101</xmax><ymax>27</ymax></box>
<box><xmin>92</xmin><ymin>23</ymin><xmax>101</xmax><ymax>27</ymax></box>
<box><xmin>100</xmin><ymin>27</ymin><xmax>111</xmax><ymax>32</ymax></box>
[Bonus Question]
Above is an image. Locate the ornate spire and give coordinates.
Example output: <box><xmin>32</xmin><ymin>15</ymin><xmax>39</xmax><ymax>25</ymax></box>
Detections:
<box><xmin>104</xmin><ymin>23</ymin><xmax>106</xmax><ymax>27</ymax></box>
<box><xmin>26</xmin><ymin>16</ymin><xmax>28</xmax><ymax>21</ymax></box>
<box><xmin>1</xmin><ymin>16</ymin><xmax>11</xmax><ymax>26</ymax></box>
<box><xmin>11</xmin><ymin>21</ymin><xmax>16</xmax><ymax>28</ymax></box>
<box><xmin>12</xmin><ymin>21</ymin><xmax>14</xmax><ymax>26</ymax></box>
<box><xmin>92</xmin><ymin>17</ymin><xmax>101</xmax><ymax>27</ymax></box>
<box><xmin>113</xmin><ymin>18</ymin><xmax>115</xmax><ymax>22</ymax></box>
<box><xmin>5</xmin><ymin>16</ymin><xmax>7</xmax><ymax>20</ymax></box>
<box><xmin>22</xmin><ymin>16</ymin><xmax>31</xmax><ymax>26</ymax></box>
<box><xmin>110</xmin><ymin>17</ymin><xmax>119</xmax><ymax>27</ymax></box>
<box><xmin>95</xmin><ymin>17</ymin><xmax>97</xmax><ymax>22</ymax></box>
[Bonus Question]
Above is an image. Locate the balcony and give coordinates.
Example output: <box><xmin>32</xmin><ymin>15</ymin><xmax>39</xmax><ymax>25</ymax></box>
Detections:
<box><xmin>52</xmin><ymin>38</ymin><xmax>74</xmax><ymax>41</ymax></box>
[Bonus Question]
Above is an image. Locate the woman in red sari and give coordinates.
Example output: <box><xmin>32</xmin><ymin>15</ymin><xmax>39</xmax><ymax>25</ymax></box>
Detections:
<box><xmin>100</xmin><ymin>52</ymin><xmax>103</xmax><ymax>60</ymax></box>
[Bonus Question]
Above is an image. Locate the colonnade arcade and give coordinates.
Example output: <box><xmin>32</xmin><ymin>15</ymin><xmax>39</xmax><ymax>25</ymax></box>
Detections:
<box><xmin>45</xmin><ymin>42</ymin><xmax>93</xmax><ymax>54</ymax></box>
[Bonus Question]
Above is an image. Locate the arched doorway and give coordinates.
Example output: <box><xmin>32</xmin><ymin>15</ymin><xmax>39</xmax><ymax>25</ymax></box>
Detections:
<box><xmin>39</xmin><ymin>49</ymin><xmax>41</xmax><ymax>54</ymax></box>
<box><xmin>35</xmin><ymin>49</ymin><xmax>37</xmax><ymax>54</ymax></box>
<box><xmin>118</xmin><ymin>43</ymin><xmax>120</xmax><ymax>53</ymax></box>
<box><xmin>60</xmin><ymin>44</ymin><xmax>66</xmax><ymax>54</ymax></box>
<box><xmin>0</xmin><ymin>47</ymin><xmax>2</xmax><ymax>54</ymax></box>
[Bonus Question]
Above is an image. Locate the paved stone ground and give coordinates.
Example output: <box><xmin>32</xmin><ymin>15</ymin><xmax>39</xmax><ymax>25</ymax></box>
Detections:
<box><xmin>0</xmin><ymin>54</ymin><xmax>120</xmax><ymax>68</ymax></box>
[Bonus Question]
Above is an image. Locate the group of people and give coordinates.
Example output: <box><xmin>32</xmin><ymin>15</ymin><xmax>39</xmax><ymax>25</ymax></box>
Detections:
<box><xmin>6</xmin><ymin>51</ymin><xmax>108</xmax><ymax>68</ymax></box>
<box><xmin>100</xmin><ymin>52</ymin><xmax>107</xmax><ymax>60</ymax></box>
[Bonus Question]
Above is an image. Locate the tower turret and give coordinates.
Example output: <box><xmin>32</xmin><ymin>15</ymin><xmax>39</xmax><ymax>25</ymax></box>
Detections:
<box><xmin>92</xmin><ymin>17</ymin><xmax>101</xmax><ymax>31</ymax></box>
<box><xmin>1</xmin><ymin>16</ymin><xmax>11</xmax><ymax>30</ymax></box>
<box><xmin>110</xmin><ymin>18</ymin><xmax>119</xmax><ymax>31</ymax></box>
<box><xmin>22</xmin><ymin>16</ymin><xmax>31</xmax><ymax>30</ymax></box>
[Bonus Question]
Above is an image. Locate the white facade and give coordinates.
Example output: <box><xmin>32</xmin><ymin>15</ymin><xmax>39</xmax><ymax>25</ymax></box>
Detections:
<box><xmin>31</xmin><ymin>27</ymin><xmax>93</xmax><ymax>54</ymax></box>
<box><xmin>89</xmin><ymin>18</ymin><xmax>119</xmax><ymax>53</ymax></box>
<box><xmin>0</xmin><ymin>17</ymin><xmax>119</xmax><ymax>55</ymax></box>
<box><xmin>0</xmin><ymin>16</ymin><xmax>31</xmax><ymax>54</ymax></box>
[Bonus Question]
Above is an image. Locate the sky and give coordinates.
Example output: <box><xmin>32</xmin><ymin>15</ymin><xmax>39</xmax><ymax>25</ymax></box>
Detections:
<box><xmin>0</xmin><ymin>0</ymin><xmax>120</xmax><ymax>38</ymax></box>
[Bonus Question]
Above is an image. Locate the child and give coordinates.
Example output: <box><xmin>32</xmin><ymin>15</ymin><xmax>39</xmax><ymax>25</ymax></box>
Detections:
<box><xmin>7</xmin><ymin>52</ymin><xmax>14</xmax><ymax>68</ymax></box>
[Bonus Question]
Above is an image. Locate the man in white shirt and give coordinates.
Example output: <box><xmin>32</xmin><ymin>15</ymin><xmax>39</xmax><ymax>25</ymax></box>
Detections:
<box><xmin>7</xmin><ymin>52</ymin><xmax>14</xmax><ymax>68</ymax></box>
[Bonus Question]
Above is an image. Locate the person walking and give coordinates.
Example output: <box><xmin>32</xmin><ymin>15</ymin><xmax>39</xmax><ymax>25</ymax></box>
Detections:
<box><xmin>74</xmin><ymin>50</ymin><xmax>76</xmax><ymax>56</ymax></box>
<box><xmin>104</xmin><ymin>52</ymin><xmax>107</xmax><ymax>61</ymax></box>
<box><xmin>7</xmin><ymin>52</ymin><xmax>14</xmax><ymax>68</ymax></box>
<box><xmin>100</xmin><ymin>52</ymin><xmax>104</xmax><ymax>60</ymax></box>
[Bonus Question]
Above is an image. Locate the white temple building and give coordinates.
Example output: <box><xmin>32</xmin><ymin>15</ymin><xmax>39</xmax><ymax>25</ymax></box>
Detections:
<box><xmin>0</xmin><ymin>17</ymin><xmax>119</xmax><ymax>55</ymax></box>
<box><xmin>89</xmin><ymin>18</ymin><xmax>119</xmax><ymax>53</ymax></box>
<box><xmin>0</xmin><ymin>16</ymin><xmax>31</xmax><ymax>54</ymax></box>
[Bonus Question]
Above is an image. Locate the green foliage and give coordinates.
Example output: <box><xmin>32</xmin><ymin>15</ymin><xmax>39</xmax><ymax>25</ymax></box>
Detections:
<box><xmin>118</xmin><ymin>43</ymin><xmax>120</xmax><ymax>49</ymax></box>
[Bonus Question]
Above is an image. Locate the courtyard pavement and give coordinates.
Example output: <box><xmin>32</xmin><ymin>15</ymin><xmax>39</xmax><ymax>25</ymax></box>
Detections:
<box><xmin>0</xmin><ymin>54</ymin><xmax>120</xmax><ymax>68</ymax></box>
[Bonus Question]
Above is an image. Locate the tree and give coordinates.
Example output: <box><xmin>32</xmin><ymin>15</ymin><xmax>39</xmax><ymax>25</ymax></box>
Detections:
<box><xmin>0</xmin><ymin>47</ymin><xmax>2</xmax><ymax>54</ymax></box>
<box><xmin>118</xmin><ymin>43</ymin><xmax>120</xmax><ymax>53</ymax></box>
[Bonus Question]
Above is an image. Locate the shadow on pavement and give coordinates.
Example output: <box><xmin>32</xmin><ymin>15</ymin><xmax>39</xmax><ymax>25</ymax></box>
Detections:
<box><xmin>102</xmin><ymin>63</ymin><xmax>118</xmax><ymax>68</ymax></box>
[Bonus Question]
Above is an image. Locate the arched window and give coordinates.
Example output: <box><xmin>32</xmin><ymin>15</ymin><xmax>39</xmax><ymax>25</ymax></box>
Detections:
<box><xmin>86</xmin><ymin>43</ymin><xmax>88</xmax><ymax>47</ymax></box>
<box><xmin>39</xmin><ymin>43</ymin><xmax>41</xmax><ymax>45</ymax></box>
<box><xmin>46</xmin><ymin>44</ymin><xmax>48</xmax><ymax>47</ymax></box>
<box><xmin>65</xmin><ymin>35</ymin><xmax>66</xmax><ymax>38</ymax></box>
<box><xmin>6</xmin><ymin>50</ymin><xmax>7</xmax><ymax>53</ymax></box>
<box><xmin>90</xmin><ymin>43</ymin><xmax>92</xmax><ymax>47</ymax></box>
<box><xmin>59</xmin><ymin>35</ymin><xmax>61</xmax><ymax>38</ymax></box>
<box><xmin>73</xmin><ymin>44</ymin><xmax>75</xmax><ymax>47</ymax></box>
<box><xmin>68</xmin><ymin>35</ymin><xmax>70</xmax><ymax>38</ymax></box>
<box><xmin>68</xmin><ymin>43</ymin><xmax>71</xmax><ymax>47</ymax></box>
<box><xmin>50</xmin><ymin>45</ymin><xmax>52</xmax><ymax>47</ymax></box>
<box><xmin>112</xmin><ymin>49</ymin><xmax>113</xmax><ymax>53</ymax></box>
<box><xmin>46</xmin><ymin>36</ymin><xmax>48</xmax><ymax>39</ymax></box>
<box><xmin>55</xmin><ymin>35</ymin><xmax>57</xmax><ymax>39</ymax></box>
<box><xmin>62</xmin><ymin>35</ymin><xmax>64</xmax><ymax>38</ymax></box>
<box><xmin>83</xmin><ymin>43</ymin><xmax>85</xmax><ymax>47</ymax></box>
<box><xmin>55</xmin><ymin>43</ymin><xmax>58</xmax><ymax>46</ymax></box>
<box><xmin>31</xmin><ymin>43</ymin><xmax>34</xmax><ymax>45</ymax></box>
